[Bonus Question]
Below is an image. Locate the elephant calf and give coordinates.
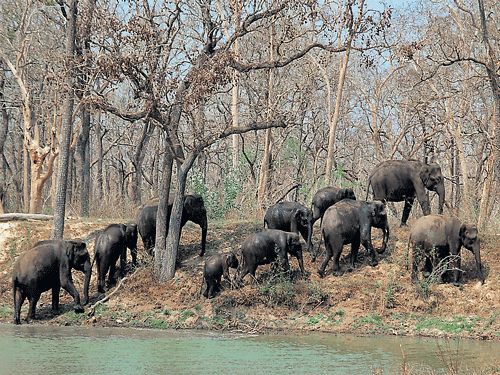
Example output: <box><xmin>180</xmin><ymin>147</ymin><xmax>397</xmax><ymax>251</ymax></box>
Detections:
<box><xmin>237</xmin><ymin>229</ymin><xmax>305</xmax><ymax>285</ymax></box>
<box><xmin>94</xmin><ymin>223</ymin><xmax>138</xmax><ymax>293</ymax></box>
<box><xmin>200</xmin><ymin>252</ymin><xmax>239</xmax><ymax>298</ymax></box>
<box><xmin>318</xmin><ymin>199</ymin><xmax>389</xmax><ymax>277</ymax></box>
<box><xmin>12</xmin><ymin>239</ymin><xmax>92</xmax><ymax>325</ymax></box>
<box><xmin>408</xmin><ymin>214</ymin><xmax>484</xmax><ymax>286</ymax></box>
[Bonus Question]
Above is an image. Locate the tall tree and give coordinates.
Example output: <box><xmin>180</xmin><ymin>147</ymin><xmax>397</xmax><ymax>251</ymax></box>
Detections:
<box><xmin>51</xmin><ymin>0</ymin><xmax>78</xmax><ymax>239</ymax></box>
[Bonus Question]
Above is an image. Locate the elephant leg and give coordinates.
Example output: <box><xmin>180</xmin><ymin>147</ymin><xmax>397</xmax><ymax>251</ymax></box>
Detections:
<box><xmin>423</xmin><ymin>256</ymin><xmax>433</xmax><ymax>279</ymax></box>
<box><xmin>318</xmin><ymin>240</ymin><xmax>334</xmax><ymax>277</ymax></box>
<box><xmin>131</xmin><ymin>247</ymin><xmax>138</xmax><ymax>267</ymax></box>
<box><xmin>27</xmin><ymin>293</ymin><xmax>41</xmax><ymax>321</ymax></box>
<box><xmin>51</xmin><ymin>286</ymin><xmax>60</xmax><ymax>313</ymax></box>
<box><xmin>108</xmin><ymin>262</ymin><xmax>117</xmax><ymax>287</ymax></box>
<box><xmin>401</xmin><ymin>197</ymin><xmax>414</xmax><ymax>226</ymax></box>
<box><xmin>96</xmin><ymin>256</ymin><xmax>108</xmax><ymax>293</ymax></box>
<box><xmin>411</xmin><ymin>247</ymin><xmax>419</xmax><ymax>283</ymax></box>
<box><xmin>349</xmin><ymin>235</ymin><xmax>361</xmax><ymax>269</ymax></box>
<box><xmin>13</xmin><ymin>289</ymin><xmax>26</xmax><ymax>325</ymax></box>
<box><xmin>452</xmin><ymin>256</ymin><xmax>462</xmax><ymax>286</ymax></box>
<box><xmin>120</xmin><ymin>247</ymin><xmax>127</xmax><ymax>278</ymax></box>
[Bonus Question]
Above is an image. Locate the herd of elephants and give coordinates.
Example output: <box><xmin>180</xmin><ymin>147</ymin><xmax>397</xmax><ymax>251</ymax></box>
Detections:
<box><xmin>11</xmin><ymin>159</ymin><xmax>485</xmax><ymax>324</ymax></box>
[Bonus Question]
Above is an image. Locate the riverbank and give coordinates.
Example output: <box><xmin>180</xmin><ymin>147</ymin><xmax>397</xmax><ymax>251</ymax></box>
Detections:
<box><xmin>1</xmin><ymin>218</ymin><xmax>499</xmax><ymax>342</ymax></box>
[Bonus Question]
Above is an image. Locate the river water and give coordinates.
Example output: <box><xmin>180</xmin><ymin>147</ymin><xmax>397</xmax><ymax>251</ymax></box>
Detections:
<box><xmin>1</xmin><ymin>324</ymin><xmax>499</xmax><ymax>374</ymax></box>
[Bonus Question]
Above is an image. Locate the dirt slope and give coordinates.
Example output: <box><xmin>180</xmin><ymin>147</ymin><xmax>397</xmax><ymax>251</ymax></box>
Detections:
<box><xmin>1</xmin><ymin>218</ymin><xmax>499</xmax><ymax>342</ymax></box>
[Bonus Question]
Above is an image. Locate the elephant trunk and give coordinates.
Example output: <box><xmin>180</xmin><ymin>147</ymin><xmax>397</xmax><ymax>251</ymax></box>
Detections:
<box><xmin>82</xmin><ymin>260</ymin><xmax>92</xmax><ymax>305</ymax></box>
<box><xmin>378</xmin><ymin>221</ymin><xmax>390</xmax><ymax>254</ymax></box>
<box><xmin>199</xmin><ymin>211</ymin><xmax>208</xmax><ymax>257</ymax></box>
<box><xmin>472</xmin><ymin>244</ymin><xmax>485</xmax><ymax>284</ymax></box>
<box><xmin>436</xmin><ymin>182</ymin><xmax>445</xmax><ymax>215</ymax></box>
<box><xmin>306</xmin><ymin>221</ymin><xmax>313</xmax><ymax>259</ymax></box>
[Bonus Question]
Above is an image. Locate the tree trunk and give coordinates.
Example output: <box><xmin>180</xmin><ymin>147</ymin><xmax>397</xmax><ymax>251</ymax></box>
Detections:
<box><xmin>154</xmin><ymin>151</ymin><xmax>173</xmax><ymax>280</ymax></box>
<box><xmin>95</xmin><ymin>115</ymin><xmax>103</xmax><ymax>201</ymax></box>
<box><xmin>0</xmin><ymin>72</ymin><xmax>8</xmax><ymax>213</ymax></box>
<box><xmin>257</xmin><ymin>24</ymin><xmax>275</xmax><ymax>204</ymax></box>
<box><xmin>478</xmin><ymin>108</ymin><xmax>497</xmax><ymax>228</ymax></box>
<box><xmin>325</xmin><ymin>48</ymin><xmax>351</xmax><ymax>184</ymax></box>
<box><xmin>75</xmin><ymin>107</ymin><xmax>90</xmax><ymax>216</ymax></box>
<box><xmin>161</xmin><ymin>153</ymin><xmax>198</xmax><ymax>282</ymax></box>
<box><xmin>51</xmin><ymin>0</ymin><xmax>77</xmax><ymax>239</ymax></box>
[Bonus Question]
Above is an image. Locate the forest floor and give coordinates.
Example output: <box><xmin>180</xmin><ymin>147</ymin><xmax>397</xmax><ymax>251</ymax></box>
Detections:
<box><xmin>1</xmin><ymin>216</ymin><xmax>500</xmax><ymax>346</ymax></box>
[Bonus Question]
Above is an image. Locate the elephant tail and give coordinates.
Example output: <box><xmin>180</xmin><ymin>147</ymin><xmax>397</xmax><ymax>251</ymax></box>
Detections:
<box><xmin>365</xmin><ymin>178</ymin><xmax>371</xmax><ymax>201</ymax></box>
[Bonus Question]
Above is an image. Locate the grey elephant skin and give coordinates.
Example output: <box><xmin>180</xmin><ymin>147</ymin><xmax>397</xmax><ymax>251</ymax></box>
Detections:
<box><xmin>94</xmin><ymin>223</ymin><xmax>138</xmax><ymax>293</ymax></box>
<box><xmin>318</xmin><ymin>199</ymin><xmax>389</xmax><ymax>277</ymax></box>
<box><xmin>12</xmin><ymin>239</ymin><xmax>92</xmax><ymax>325</ymax></box>
<box><xmin>366</xmin><ymin>159</ymin><xmax>445</xmax><ymax>226</ymax></box>
<box><xmin>237</xmin><ymin>229</ymin><xmax>305</xmax><ymax>284</ymax></box>
<box><xmin>201</xmin><ymin>252</ymin><xmax>238</xmax><ymax>298</ymax></box>
<box><xmin>264</xmin><ymin>202</ymin><xmax>313</xmax><ymax>257</ymax></box>
<box><xmin>311</xmin><ymin>187</ymin><xmax>356</xmax><ymax>224</ymax></box>
<box><xmin>408</xmin><ymin>214</ymin><xmax>484</xmax><ymax>286</ymax></box>
<box><xmin>136</xmin><ymin>194</ymin><xmax>207</xmax><ymax>256</ymax></box>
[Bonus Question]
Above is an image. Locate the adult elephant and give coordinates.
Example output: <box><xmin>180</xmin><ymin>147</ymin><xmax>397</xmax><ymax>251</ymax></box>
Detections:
<box><xmin>200</xmin><ymin>252</ymin><xmax>239</xmax><ymax>299</ymax></box>
<box><xmin>264</xmin><ymin>202</ymin><xmax>313</xmax><ymax>257</ymax></box>
<box><xmin>136</xmin><ymin>194</ymin><xmax>207</xmax><ymax>256</ymax></box>
<box><xmin>94</xmin><ymin>223</ymin><xmax>138</xmax><ymax>293</ymax></box>
<box><xmin>311</xmin><ymin>187</ymin><xmax>356</xmax><ymax>224</ymax></box>
<box><xmin>12</xmin><ymin>239</ymin><xmax>91</xmax><ymax>324</ymax></box>
<box><xmin>408</xmin><ymin>214</ymin><xmax>484</xmax><ymax>286</ymax></box>
<box><xmin>237</xmin><ymin>229</ymin><xmax>305</xmax><ymax>284</ymax></box>
<box><xmin>366</xmin><ymin>159</ymin><xmax>445</xmax><ymax>226</ymax></box>
<box><xmin>318</xmin><ymin>199</ymin><xmax>389</xmax><ymax>277</ymax></box>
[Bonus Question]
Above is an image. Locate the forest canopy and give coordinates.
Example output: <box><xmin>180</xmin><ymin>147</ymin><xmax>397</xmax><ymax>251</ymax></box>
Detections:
<box><xmin>1</xmin><ymin>0</ymin><xmax>499</xmax><ymax>280</ymax></box>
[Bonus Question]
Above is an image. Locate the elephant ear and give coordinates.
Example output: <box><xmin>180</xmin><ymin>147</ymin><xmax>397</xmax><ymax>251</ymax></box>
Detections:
<box><xmin>419</xmin><ymin>164</ymin><xmax>431</xmax><ymax>185</ymax></box>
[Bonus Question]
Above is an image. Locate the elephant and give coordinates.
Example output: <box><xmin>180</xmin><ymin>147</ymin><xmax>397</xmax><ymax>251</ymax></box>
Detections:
<box><xmin>136</xmin><ymin>194</ymin><xmax>207</xmax><ymax>256</ymax></box>
<box><xmin>317</xmin><ymin>199</ymin><xmax>389</xmax><ymax>277</ymax></box>
<box><xmin>93</xmin><ymin>223</ymin><xmax>138</xmax><ymax>293</ymax></box>
<box><xmin>311</xmin><ymin>187</ymin><xmax>356</xmax><ymax>224</ymax></box>
<box><xmin>12</xmin><ymin>239</ymin><xmax>91</xmax><ymax>324</ymax></box>
<box><xmin>264</xmin><ymin>202</ymin><xmax>313</xmax><ymax>258</ymax></box>
<box><xmin>200</xmin><ymin>252</ymin><xmax>239</xmax><ymax>298</ymax></box>
<box><xmin>408</xmin><ymin>214</ymin><xmax>484</xmax><ymax>286</ymax></box>
<box><xmin>366</xmin><ymin>159</ymin><xmax>445</xmax><ymax>226</ymax></box>
<box><xmin>237</xmin><ymin>229</ymin><xmax>305</xmax><ymax>284</ymax></box>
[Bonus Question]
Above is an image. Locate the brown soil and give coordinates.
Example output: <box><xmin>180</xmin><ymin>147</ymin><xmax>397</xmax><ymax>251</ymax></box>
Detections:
<box><xmin>1</xmin><ymin>218</ymin><xmax>500</xmax><ymax>342</ymax></box>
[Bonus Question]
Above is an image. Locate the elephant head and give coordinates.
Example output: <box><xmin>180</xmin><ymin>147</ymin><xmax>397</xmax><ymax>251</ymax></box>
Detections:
<box><xmin>296</xmin><ymin>207</ymin><xmax>313</xmax><ymax>254</ymax></box>
<box><xmin>183</xmin><ymin>194</ymin><xmax>208</xmax><ymax>256</ymax></box>
<box><xmin>124</xmin><ymin>223</ymin><xmax>138</xmax><ymax>250</ymax></box>
<box><xmin>225</xmin><ymin>252</ymin><xmax>239</xmax><ymax>269</ymax></box>
<box><xmin>459</xmin><ymin>223</ymin><xmax>484</xmax><ymax>284</ymax></box>
<box><xmin>419</xmin><ymin>162</ymin><xmax>445</xmax><ymax>215</ymax></box>
<box><xmin>345</xmin><ymin>188</ymin><xmax>356</xmax><ymax>200</ymax></box>
<box><xmin>369</xmin><ymin>200</ymin><xmax>389</xmax><ymax>254</ymax></box>
<box><xmin>66</xmin><ymin>240</ymin><xmax>92</xmax><ymax>305</ymax></box>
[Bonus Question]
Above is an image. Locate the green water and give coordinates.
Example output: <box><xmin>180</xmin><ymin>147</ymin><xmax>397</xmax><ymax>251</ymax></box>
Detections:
<box><xmin>1</xmin><ymin>324</ymin><xmax>499</xmax><ymax>374</ymax></box>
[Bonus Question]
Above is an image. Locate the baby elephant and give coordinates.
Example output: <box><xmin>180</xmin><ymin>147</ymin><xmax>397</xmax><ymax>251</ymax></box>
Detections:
<box><xmin>408</xmin><ymin>214</ymin><xmax>485</xmax><ymax>286</ymax></box>
<box><xmin>200</xmin><ymin>252</ymin><xmax>239</xmax><ymax>298</ymax></box>
<box><xmin>237</xmin><ymin>229</ymin><xmax>305</xmax><ymax>285</ymax></box>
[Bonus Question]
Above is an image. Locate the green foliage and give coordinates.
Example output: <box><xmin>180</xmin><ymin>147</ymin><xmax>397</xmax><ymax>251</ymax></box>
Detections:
<box><xmin>306</xmin><ymin>314</ymin><xmax>324</xmax><ymax>325</ymax></box>
<box><xmin>144</xmin><ymin>318</ymin><xmax>169</xmax><ymax>329</ymax></box>
<box><xmin>190</xmin><ymin>166</ymin><xmax>241</xmax><ymax>220</ymax></box>
<box><xmin>415</xmin><ymin>316</ymin><xmax>479</xmax><ymax>334</ymax></box>
<box><xmin>306</xmin><ymin>282</ymin><xmax>328</xmax><ymax>305</ymax></box>
<box><xmin>258</xmin><ymin>266</ymin><xmax>295</xmax><ymax>306</ymax></box>
<box><xmin>0</xmin><ymin>304</ymin><xmax>11</xmax><ymax>318</ymax></box>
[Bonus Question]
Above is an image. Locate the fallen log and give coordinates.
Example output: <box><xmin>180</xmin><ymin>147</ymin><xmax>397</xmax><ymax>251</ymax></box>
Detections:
<box><xmin>0</xmin><ymin>213</ymin><xmax>53</xmax><ymax>222</ymax></box>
